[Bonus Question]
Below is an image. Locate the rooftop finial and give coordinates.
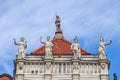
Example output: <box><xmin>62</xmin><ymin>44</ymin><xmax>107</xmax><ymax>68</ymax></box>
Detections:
<box><xmin>55</xmin><ymin>14</ymin><xmax>62</xmax><ymax>32</ymax></box>
<box><xmin>54</xmin><ymin>13</ymin><xmax>63</xmax><ymax>39</ymax></box>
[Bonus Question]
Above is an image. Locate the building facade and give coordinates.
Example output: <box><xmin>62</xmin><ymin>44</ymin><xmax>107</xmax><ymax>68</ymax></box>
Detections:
<box><xmin>0</xmin><ymin>15</ymin><xmax>111</xmax><ymax>80</ymax></box>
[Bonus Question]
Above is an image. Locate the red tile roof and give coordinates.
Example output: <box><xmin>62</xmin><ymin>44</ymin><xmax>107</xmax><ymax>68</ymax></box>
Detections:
<box><xmin>0</xmin><ymin>74</ymin><xmax>13</xmax><ymax>80</ymax></box>
<box><xmin>32</xmin><ymin>38</ymin><xmax>89</xmax><ymax>55</ymax></box>
<box><xmin>0</xmin><ymin>77</ymin><xmax>9</xmax><ymax>80</ymax></box>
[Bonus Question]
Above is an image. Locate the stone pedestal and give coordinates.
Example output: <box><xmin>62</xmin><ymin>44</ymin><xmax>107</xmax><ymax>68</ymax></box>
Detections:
<box><xmin>15</xmin><ymin>74</ymin><xmax>24</xmax><ymax>80</ymax></box>
<box><xmin>44</xmin><ymin>74</ymin><xmax>52</xmax><ymax>80</ymax></box>
<box><xmin>54</xmin><ymin>32</ymin><xmax>63</xmax><ymax>39</ymax></box>
<box><xmin>98</xmin><ymin>52</ymin><xmax>106</xmax><ymax>59</ymax></box>
<box><xmin>17</xmin><ymin>53</ymin><xmax>25</xmax><ymax>59</ymax></box>
<box><xmin>100</xmin><ymin>75</ymin><xmax>109</xmax><ymax>80</ymax></box>
<box><xmin>72</xmin><ymin>74</ymin><xmax>80</xmax><ymax>80</ymax></box>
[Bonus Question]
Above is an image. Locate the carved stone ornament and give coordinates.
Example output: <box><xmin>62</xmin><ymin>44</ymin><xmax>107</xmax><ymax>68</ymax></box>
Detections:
<box><xmin>101</xmin><ymin>64</ymin><xmax>105</xmax><ymax>69</ymax></box>
<box><xmin>18</xmin><ymin>62</ymin><xmax>24</xmax><ymax>70</ymax></box>
<box><xmin>46</xmin><ymin>62</ymin><xmax>51</xmax><ymax>69</ymax></box>
<box><xmin>73</xmin><ymin>63</ymin><xmax>78</xmax><ymax>70</ymax></box>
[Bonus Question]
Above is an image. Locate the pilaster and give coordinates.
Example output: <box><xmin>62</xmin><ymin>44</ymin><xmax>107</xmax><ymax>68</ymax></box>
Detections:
<box><xmin>72</xmin><ymin>59</ymin><xmax>80</xmax><ymax>80</ymax></box>
<box><xmin>44</xmin><ymin>58</ymin><xmax>53</xmax><ymax>80</ymax></box>
<box><xmin>99</xmin><ymin>59</ymin><xmax>110</xmax><ymax>80</ymax></box>
<box><xmin>15</xmin><ymin>56</ymin><xmax>25</xmax><ymax>80</ymax></box>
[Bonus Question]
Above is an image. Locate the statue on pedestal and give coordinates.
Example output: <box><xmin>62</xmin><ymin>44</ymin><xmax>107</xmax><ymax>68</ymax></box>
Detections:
<box><xmin>40</xmin><ymin>36</ymin><xmax>54</xmax><ymax>59</ymax></box>
<box><xmin>98</xmin><ymin>37</ymin><xmax>112</xmax><ymax>59</ymax></box>
<box><xmin>14</xmin><ymin>38</ymin><xmax>27</xmax><ymax>59</ymax></box>
<box><xmin>55</xmin><ymin>15</ymin><xmax>62</xmax><ymax>32</ymax></box>
<box><xmin>71</xmin><ymin>36</ymin><xmax>81</xmax><ymax>59</ymax></box>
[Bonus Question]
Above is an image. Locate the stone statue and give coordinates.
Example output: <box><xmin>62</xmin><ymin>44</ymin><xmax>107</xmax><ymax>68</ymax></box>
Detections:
<box><xmin>40</xmin><ymin>36</ymin><xmax>54</xmax><ymax>59</ymax></box>
<box><xmin>114</xmin><ymin>73</ymin><xmax>117</xmax><ymax>80</ymax></box>
<box><xmin>98</xmin><ymin>37</ymin><xmax>112</xmax><ymax>59</ymax></box>
<box><xmin>14</xmin><ymin>38</ymin><xmax>27</xmax><ymax>59</ymax></box>
<box><xmin>55</xmin><ymin>15</ymin><xmax>62</xmax><ymax>32</ymax></box>
<box><xmin>71</xmin><ymin>36</ymin><xmax>81</xmax><ymax>59</ymax></box>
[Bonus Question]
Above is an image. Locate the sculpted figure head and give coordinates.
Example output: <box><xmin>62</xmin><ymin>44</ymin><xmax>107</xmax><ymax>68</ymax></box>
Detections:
<box><xmin>47</xmin><ymin>36</ymin><xmax>50</xmax><ymax>41</ymax></box>
<box><xmin>100</xmin><ymin>37</ymin><xmax>104</xmax><ymax>42</ymax></box>
<box><xmin>21</xmin><ymin>37</ymin><xmax>25</xmax><ymax>42</ymax></box>
<box><xmin>74</xmin><ymin>36</ymin><xmax>78</xmax><ymax>43</ymax></box>
<box><xmin>56</xmin><ymin>15</ymin><xmax>60</xmax><ymax>20</ymax></box>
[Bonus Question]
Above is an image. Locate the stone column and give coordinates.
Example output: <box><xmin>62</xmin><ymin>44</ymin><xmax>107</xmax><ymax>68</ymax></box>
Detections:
<box><xmin>99</xmin><ymin>59</ymin><xmax>110</xmax><ymax>80</ymax></box>
<box><xmin>72</xmin><ymin>59</ymin><xmax>80</xmax><ymax>80</ymax></box>
<box><xmin>44</xmin><ymin>59</ymin><xmax>53</xmax><ymax>80</ymax></box>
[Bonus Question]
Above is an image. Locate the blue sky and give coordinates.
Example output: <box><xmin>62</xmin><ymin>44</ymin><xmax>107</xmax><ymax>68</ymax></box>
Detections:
<box><xmin>0</xmin><ymin>0</ymin><xmax>120</xmax><ymax>79</ymax></box>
